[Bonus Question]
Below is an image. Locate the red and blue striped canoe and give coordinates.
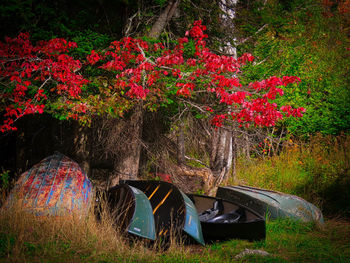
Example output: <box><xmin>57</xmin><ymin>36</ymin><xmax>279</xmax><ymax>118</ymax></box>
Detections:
<box><xmin>4</xmin><ymin>153</ymin><xmax>93</xmax><ymax>216</ymax></box>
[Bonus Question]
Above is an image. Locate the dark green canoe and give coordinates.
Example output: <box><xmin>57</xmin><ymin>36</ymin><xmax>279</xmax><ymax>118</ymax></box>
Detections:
<box><xmin>216</xmin><ymin>185</ymin><xmax>324</xmax><ymax>225</ymax></box>
<box><xmin>122</xmin><ymin>180</ymin><xmax>205</xmax><ymax>246</ymax></box>
<box><xmin>107</xmin><ymin>184</ymin><xmax>156</xmax><ymax>240</ymax></box>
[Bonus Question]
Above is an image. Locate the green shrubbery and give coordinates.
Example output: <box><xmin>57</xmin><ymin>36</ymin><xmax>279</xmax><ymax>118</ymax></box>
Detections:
<box><xmin>237</xmin><ymin>0</ymin><xmax>350</xmax><ymax>136</ymax></box>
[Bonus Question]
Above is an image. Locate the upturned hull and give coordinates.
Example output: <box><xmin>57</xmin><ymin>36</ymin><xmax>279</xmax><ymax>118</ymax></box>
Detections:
<box><xmin>4</xmin><ymin>153</ymin><xmax>93</xmax><ymax>216</ymax></box>
<box><xmin>217</xmin><ymin>185</ymin><xmax>324</xmax><ymax>225</ymax></box>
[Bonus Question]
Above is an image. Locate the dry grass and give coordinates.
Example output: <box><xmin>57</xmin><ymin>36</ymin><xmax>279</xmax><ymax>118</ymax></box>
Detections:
<box><xmin>0</xmin><ymin>192</ymin><xmax>193</xmax><ymax>263</ymax></box>
<box><xmin>230</xmin><ymin>133</ymin><xmax>350</xmax><ymax>216</ymax></box>
<box><xmin>1</xmin><ymin>189</ymin><xmax>350</xmax><ymax>262</ymax></box>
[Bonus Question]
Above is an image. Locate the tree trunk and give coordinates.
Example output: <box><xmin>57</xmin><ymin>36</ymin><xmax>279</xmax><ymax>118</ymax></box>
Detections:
<box><xmin>110</xmin><ymin>104</ymin><xmax>143</xmax><ymax>186</ymax></box>
<box><xmin>206</xmin><ymin>0</ymin><xmax>238</xmax><ymax>193</ymax></box>
<box><xmin>74</xmin><ymin>124</ymin><xmax>91</xmax><ymax>176</ymax></box>
<box><xmin>209</xmin><ymin>128</ymin><xmax>233</xmax><ymax>195</ymax></box>
<box><xmin>109</xmin><ymin>3</ymin><xmax>180</xmax><ymax>187</ymax></box>
<box><xmin>148</xmin><ymin>0</ymin><xmax>180</xmax><ymax>39</ymax></box>
<box><xmin>177</xmin><ymin>122</ymin><xmax>185</xmax><ymax>164</ymax></box>
<box><xmin>219</xmin><ymin>0</ymin><xmax>238</xmax><ymax>58</ymax></box>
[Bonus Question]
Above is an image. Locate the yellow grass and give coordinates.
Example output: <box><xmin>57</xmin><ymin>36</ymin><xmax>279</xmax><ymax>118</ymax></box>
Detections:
<box><xmin>0</xmin><ymin>191</ymin><xmax>192</xmax><ymax>263</ymax></box>
<box><xmin>230</xmin><ymin>133</ymin><xmax>350</xmax><ymax>213</ymax></box>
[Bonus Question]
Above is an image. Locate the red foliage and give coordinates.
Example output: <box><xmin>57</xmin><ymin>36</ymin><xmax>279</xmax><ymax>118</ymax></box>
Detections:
<box><xmin>156</xmin><ymin>173</ymin><xmax>173</xmax><ymax>183</ymax></box>
<box><xmin>1</xmin><ymin>20</ymin><xmax>305</xmax><ymax>132</ymax></box>
<box><xmin>0</xmin><ymin>33</ymin><xmax>88</xmax><ymax>132</ymax></box>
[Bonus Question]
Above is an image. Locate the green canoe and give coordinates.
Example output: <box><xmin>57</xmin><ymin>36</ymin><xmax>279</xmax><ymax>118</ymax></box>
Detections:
<box><xmin>107</xmin><ymin>184</ymin><xmax>156</xmax><ymax>240</ymax></box>
<box><xmin>122</xmin><ymin>180</ymin><xmax>205</xmax><ymax>246</ymax></box>
<box><xmin>216</xmin><ymin>185</ymin><xmax>324</xmax><ymax>225</ymax></box>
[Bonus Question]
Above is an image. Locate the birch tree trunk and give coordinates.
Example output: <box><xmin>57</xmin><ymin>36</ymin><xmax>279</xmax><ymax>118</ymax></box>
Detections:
<box><xmin>219</xmin><ymin>0</ymin><xmax>238</xmax><ymax>58</ymax></box>
<box><xmin>206</xmin><ymin>0</ymin><xmax>238</xmax><ymax>192</ymax></box>
<box><xmin>177</xmin><ymin>121</ymin><xmax>185</xmax><ymax>164</ymax></box>
<box><xmin>208</xmin><ymin>128</ymin><xmax>233</xmax><ymax>194</ymax></box>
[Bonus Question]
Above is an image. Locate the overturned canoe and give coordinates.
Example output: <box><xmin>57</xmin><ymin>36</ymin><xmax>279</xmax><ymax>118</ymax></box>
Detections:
<box><xmin>188</xmin><ymin>194</ymin><xmax>266</xmax><ymax>242</ymax></box>
<box><xmin>216</xmin><ymin>185</ymin><xmax>324</xmax><ymax>225</ymax></box>
<box><xmin>122</xmin><ymin>180</ymin><xmax>205</xmax><ymax>245</ymax></box>
<box><xmin>4</xmin><ymin>153</ymin><xmax>93</xmax><ymax>216</ymax></box>
<box><xmin>107</xmin><ymin>184</ymin><xmax>156</xmax><ymax>240</ymax></box>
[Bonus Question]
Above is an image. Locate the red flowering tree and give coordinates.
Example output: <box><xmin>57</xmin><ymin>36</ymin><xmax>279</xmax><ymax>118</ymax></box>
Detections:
<box><xmin>83</xmin><ymin>20</ymin><xmax>304</xmax><ymax>128</ymax></box>
<box><xmin>0</xmin><ymin>33</ymin><xmax>88</xmax><ymax>132</ymax></box>
<box><xmin>0</xmin><ymin>21</ymin><xmax>305</xmax><ymax>189</ymax></box>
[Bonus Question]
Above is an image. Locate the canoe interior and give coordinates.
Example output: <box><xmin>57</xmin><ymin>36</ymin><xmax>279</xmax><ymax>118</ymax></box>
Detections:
<box><xmin>188</xmin><ymin>194</ymin><xmax>266</xmax><ymax>242</ymax></box>
<box><xmin>216</xmin><ymin>186</ymin><xmax>272</xmax><ymax>218</ymax></box>
<box><xmin>189</xmin><ymin>194</ymin><xmax>262</xmax><ymax>223</ymax></box>
<box><xmin>107</xmin><ymin>184</ymin><xmax>136</xmax><ymax>232</ymax></box>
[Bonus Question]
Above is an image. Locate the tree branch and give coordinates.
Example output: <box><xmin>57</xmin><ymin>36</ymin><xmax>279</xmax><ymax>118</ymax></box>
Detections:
<box><xmin>148</xmin><ymin>0</ymin><xmax>180</xmax><ymax>39</ymax></box>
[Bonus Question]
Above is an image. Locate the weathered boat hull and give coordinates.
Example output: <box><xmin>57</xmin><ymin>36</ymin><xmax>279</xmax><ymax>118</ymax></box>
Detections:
<box><xmin>188</xmin><ymin>194</ymin><xmax>266</xmax><ymax>242</ymax></box>
<box><xmin>4</xmin><ymin>153</ymin><xmax>93</xmax><ymax>216</ymax></box>
<box><xmin>122</xmin><ymin>180</ymin><xmax>205</xmax><ymax>245</ymax></box>
<box><xmin>107</xmin><ymin>184</ymin><xmax>156</xmax><ymax>240</ymax></box>
<box><xmin>216</xmin><ymin>185</ymin><xmax>324</xmax><ymax>225</ymax></box>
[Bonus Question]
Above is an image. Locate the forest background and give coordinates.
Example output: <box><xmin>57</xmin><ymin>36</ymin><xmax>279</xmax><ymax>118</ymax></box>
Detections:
<box><xmin>0</xmin><ymin>0</ymin><xmax>350</xmax><ymax>218</ymax></box>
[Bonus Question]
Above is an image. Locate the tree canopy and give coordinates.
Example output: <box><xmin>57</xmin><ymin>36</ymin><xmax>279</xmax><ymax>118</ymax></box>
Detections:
<box><xmin>0</xmin><ymin>20</ymin><xmax>304</xmax><ymax>133</ymax></box>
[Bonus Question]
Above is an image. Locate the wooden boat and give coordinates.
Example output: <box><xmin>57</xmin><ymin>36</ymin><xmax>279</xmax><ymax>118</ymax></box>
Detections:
<box><xmin>188</xmin><ymin>194</ymin><xmax>266</xmax><ymax>242</ymax></box>
<box><xmin>216</xmin><ymin>185</ymin><xmax>324</xmax><ymax>225</ymax></box>
<box><xmin>106</xmin><ymin>184</ymin><xmax>156</xmax><ymax>240</ymax></box>
<box><xmin>4</xmin><ymin>153</ymin><xmax>93</xmax><ymax>216</ymax></box>
<box><xmin>122</xmin><ymin>180</ymin><xmax>205</xmax><ymax>245</ymax></box>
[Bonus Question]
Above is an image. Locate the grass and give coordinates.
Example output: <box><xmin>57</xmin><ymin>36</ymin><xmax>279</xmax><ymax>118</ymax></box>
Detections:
<box><xmin>231</xmin><ymin>133</ymin><xmax>350</xmax><ymax>217</ymax></box>
<box><xmin>1</xmin><ymin>202</ymin><xmax>350</xmax><ymax>262</ymax></box>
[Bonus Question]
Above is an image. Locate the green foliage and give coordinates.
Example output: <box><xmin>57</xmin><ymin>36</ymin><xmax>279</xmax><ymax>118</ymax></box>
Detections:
<box><xmin>70</xmin><ymin>30</ymin><xmax>111</xmax><ymax>58</ymax></box>
<box><xmin>154</xmin><ymin>0</ymin><xmax>167</xmax><ymax>6</ymax></box>
<box><xmin>237</xmin><ymin>0</ymin><xmax>350</xmax><ymax>136</ymax></box>
<box><xmin>183</xmin><ymin>39</ymin><xmax>196</xmax><ymax>58</ymax></box>
<box><xmin>0</xmin><ymin>0</ymin><xmax>130</xmax><ymax>40</ymax></box>
<box><xmin>0</xmin><ymin>170</ymin><xmax>10</xmax><ymax>190</ymax></box>
<box><xmin>0</xmin><ymin>233</ymin><xmax>15</xmax><ymax>258</ymax></box>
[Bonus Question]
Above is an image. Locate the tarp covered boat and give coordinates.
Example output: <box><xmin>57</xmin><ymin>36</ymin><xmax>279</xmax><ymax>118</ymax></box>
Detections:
<box><xmin>216</xmin><ymin>185</ymin><xmax>324</xmax><ymax>225</ymax></box>
<box><xmin>122</xmin><ymin>180</ymin><xmax>205</xmax><ymax>245</ymax></box>
<box><xmin>4</xmin><ymin>153</ymin><xmax>93</xmax><ymax>216</ymax></box>
<box><xmin>188</xmin><ymin>194</ymin><xmax>266</xmax><ymax>242</ymax></box>
<box><xmin>107</xmin><ymin>184</ymin><xmax>156</xmax><ymax>240</ymax></box>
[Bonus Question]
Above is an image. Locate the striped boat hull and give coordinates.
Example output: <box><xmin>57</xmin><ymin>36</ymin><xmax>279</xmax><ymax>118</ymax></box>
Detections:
<box><xmin>4</xmin><ymin>153</ymin><xmax>93</xmax><ymax>216</ymax></box>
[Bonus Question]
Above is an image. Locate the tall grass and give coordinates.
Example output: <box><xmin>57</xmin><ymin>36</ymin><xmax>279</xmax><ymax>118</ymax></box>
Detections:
<box><xmin>231</xmin><ymin>133</ymin><xmax>350</xmax><ymax>216</ymax></box>
<box><xmin>0</xmin><ymin>196</ymin><xmax>191</xmax><ymax>263</ymax></box>
<box><xmin>1</xmin><ymin>203</ymin><xmax>350</xmax><ymax>262</ymax></box>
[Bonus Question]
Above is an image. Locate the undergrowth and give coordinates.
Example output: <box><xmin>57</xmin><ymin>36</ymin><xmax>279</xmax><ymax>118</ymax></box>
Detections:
<box><xmin>1</xmin><ymin>204</ymin><xmax>349</xmax><ymax>262</ymax></box>
<box><xmin>231</xmin><ymin>133</ymin><xmax>350</xmax><ymax>217</ymax></box>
